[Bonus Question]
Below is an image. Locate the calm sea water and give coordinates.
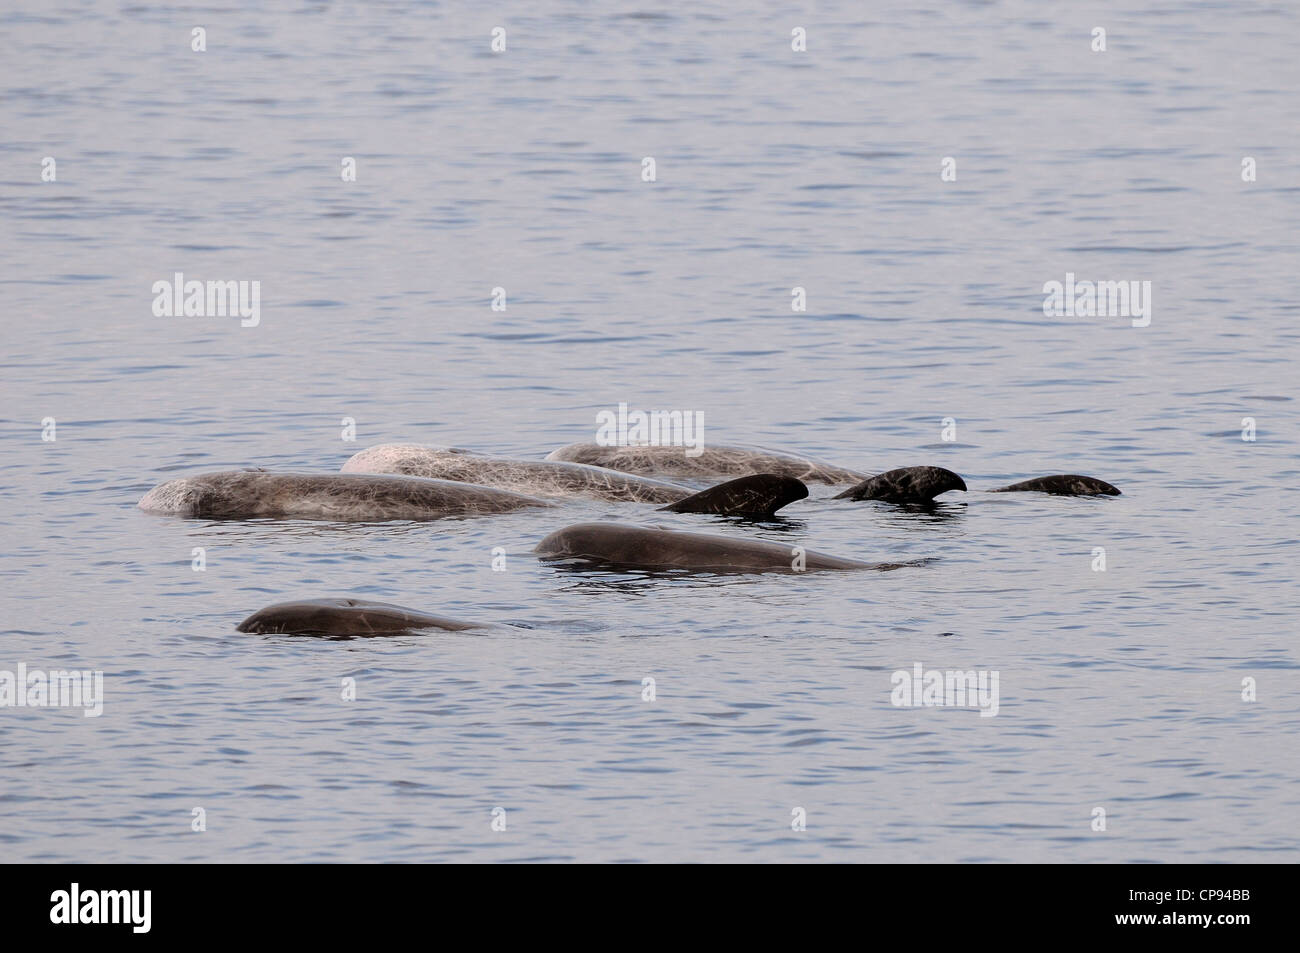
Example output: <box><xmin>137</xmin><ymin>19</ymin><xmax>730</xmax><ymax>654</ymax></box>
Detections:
<box><xmin>1</xmin><ymin>1</ymin><xmax>1298</xmax><ymax>862</ymax></box>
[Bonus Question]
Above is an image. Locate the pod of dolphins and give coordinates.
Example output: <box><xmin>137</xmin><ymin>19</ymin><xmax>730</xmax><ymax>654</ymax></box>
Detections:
<box><xmin>138</xmin><ymin>441</ymin><xmax>1120</xmax><ymax>637</ymax></box>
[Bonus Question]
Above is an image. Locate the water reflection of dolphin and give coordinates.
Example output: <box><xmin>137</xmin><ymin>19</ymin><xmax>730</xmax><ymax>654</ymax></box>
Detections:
<box><xmin>534</xmin><ymin>523</ymin><xmax>926</xmax><ymax>573</ymax></box>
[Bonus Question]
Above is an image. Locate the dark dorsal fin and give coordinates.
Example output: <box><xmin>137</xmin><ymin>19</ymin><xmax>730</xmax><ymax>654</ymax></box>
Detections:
<box><xmin>659</xmin><ymin>473</ymin><xmax>808</xmax><ymax>517</ymax></box>
<box><xmin>833</xmin><ymin>466</ymin><xmax>967</xmax><ymax>503</ymax></box>
<box><xmin>988</xmin><ymin>474</ymin><xmax>1120</xmax><ymax>496</ymax></box>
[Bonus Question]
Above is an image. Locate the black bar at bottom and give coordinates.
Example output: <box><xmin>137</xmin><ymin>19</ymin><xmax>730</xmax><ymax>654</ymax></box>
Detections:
<box><xmin>0</xmin><ymin>864</ymin><xmax>1279</xmax><ymax>940</ymax></box>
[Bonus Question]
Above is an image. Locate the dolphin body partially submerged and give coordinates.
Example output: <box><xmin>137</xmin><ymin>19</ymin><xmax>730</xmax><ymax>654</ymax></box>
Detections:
<box><xmin>534</xmin><ymin>522</ymin><xmax>923</xmax><ymax>573</ymax></box>
<box><xmin>341</xmin><ymin>443</ymin><xmax>691</xmax><ymax>503</ymax></box>
<box><xmin>138</xmin><ymin>470</ymin><xmax>550</xmax><ymax>521</ymax></box>
<box><xmin>139</xmin><ymin>469</ymin><xmax>807</xmax><ymax>521</ymax></box>
<box><xmin>988</xmin><ymin>474</ymin><xmax>1121</xmax><ymax>496</ymax></box>
<box><xmin>544</xmin><ymin>442</ymin><xmax>866</xmax><ymax>485</ymax></box>
<box><xmin>237</xmin><ymin>598</ymin><xmax>483</xmax><ymax>636</ymax></box>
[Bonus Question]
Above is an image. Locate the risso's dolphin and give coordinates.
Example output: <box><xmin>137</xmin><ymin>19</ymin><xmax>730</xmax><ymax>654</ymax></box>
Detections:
<box><xmin>139</xmin><ymin>469</ymin><xmax>805</xmax><ymax>521</ymax></box>
<box><xmin>237</xmin><ymin>598</ymin><xmax>483</xmax><ymax>636</ymax></box>
<box><xmin>834</xmin><ymin>466</ymin><xmax>968</xmax><ymax>504</ymax></box>
<box><xmin>544</xmin><ymin>442</ymin><xmax>866</xmax><ymax>484</ymax></box>
<box><xmin>989</xmin><ymin>474</ymin><xmax>1121</xmax><ymax>496</ymax></box>
<box><xmin>138</xmin><ymin>470</ymin><xmax>551</xmax><ymax>521</ymax></box>
<box><xmin>533</xmin><ymin>522</ymin><xmax>923</xmax><ymax>573</ymax></box>
<box><xmin>341</xmin><ymin>443</ymin><xmax>697</xmax><ymax>503</ymax></box>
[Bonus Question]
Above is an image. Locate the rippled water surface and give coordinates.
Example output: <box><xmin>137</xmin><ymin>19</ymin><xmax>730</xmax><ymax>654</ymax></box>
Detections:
<box><xmin>2</xmin><ymin>1</ymin><xmax>1298</xmax><ymax>862</ymax></box>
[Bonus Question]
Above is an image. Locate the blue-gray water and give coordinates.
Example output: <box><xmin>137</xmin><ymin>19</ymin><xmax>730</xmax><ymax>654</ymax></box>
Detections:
<box><xmin>1</xmin><ymin>1</ymin><xmax>1298</xmax><ymax>862</ymax></box>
